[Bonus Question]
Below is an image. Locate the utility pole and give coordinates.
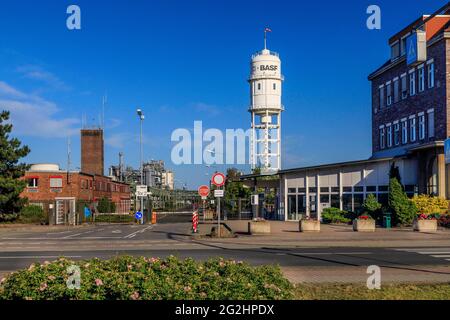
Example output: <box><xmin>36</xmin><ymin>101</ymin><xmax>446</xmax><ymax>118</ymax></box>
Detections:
<box><xmin>137</xmin><ymin>108</ymin><xmax>145</xmax><ymax>224</ymax></box>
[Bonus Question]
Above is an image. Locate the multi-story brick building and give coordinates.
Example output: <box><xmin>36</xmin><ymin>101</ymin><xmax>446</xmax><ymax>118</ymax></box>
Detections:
<box><xmin>243</xmin><ymin>4</ymin><xmax>450</xmax><ymax>221</ymax></box>
<box><xmin>368</xmin><ymin>9</ymin><xmax>450</xmax><ymax>197</ymax></box>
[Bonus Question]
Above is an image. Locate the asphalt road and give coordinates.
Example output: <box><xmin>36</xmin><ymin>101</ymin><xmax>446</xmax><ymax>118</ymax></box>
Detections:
<box><xmin>0</xmin><ymin>223</ymin><xmax>450</xmax><ymax>276</ymax></box>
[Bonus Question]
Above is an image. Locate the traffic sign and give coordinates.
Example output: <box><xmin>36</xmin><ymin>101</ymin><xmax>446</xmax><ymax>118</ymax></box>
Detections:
<box><xmin>211</xmin><ymin>172</ymin><xmax>226</xmax><ymax>187</ymax></box>
<box><xmin>136</xmin><ymin>185</ymin><xmax>148</xmax><ymax>197</ymax></box>
<box><xmin>214</xmin><ymin>189</ymin><xmax>224</xmax><ymax>198</ymax></box>
<box><xmin>198</xmin><ymin>185</ymin><xmax>210</xmax><ymax>197</ymax></box>
<box><xmin>135</xmin><ymin>211</ymin><xmax>143</xmax><ymax>220</ymax></box>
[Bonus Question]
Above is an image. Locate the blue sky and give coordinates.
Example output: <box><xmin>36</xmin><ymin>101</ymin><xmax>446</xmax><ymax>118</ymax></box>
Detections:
<box><xmin>0</xmin><ymin>0</ymin><xmax>445</xmax><ymax>189</ymax></box>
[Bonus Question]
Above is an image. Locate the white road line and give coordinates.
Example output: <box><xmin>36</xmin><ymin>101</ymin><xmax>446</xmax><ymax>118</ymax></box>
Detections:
<box><xmin>63</xmin><ymin>233</ymin><xmax>85</xmax><ymax>239</ymax></box>
<box><xmin>0</xmin><ymin>255</ymin><xmax>82</xmax><ymax>259</ymax></box>
<box><xmin>394</xmin><ymin>248</ymin><xmax>450</xmax><ymax>252</ymax></box>
<box><xmin>124</xmin><ymin>226</ymin><xmax>152</xmax><ymax>239</ymax></box>
<box><xmin>431</xmin><ymin>255</ymin><xmax>450</xmax><ymax>258</ymax></box>
<box><xmin>292</xmin><ymin>252</ymin><xmax>373</xmax><ymax>255</ymax></box>
<box><xmin>418</xmin><ymin>252</ymin><xmax>450</xmax><ymax>255</ymax></box>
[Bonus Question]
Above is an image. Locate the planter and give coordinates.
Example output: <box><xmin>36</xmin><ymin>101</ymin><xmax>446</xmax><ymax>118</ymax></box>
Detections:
<box><xmin>248</xmin><ymin>220</ymin><xmax>271</xmax><ymax>235</ymax></box>
<box><xmin>413</xmin><ymin>219</ymin><xmax>438</xmax><ymax>232</ymax></box>
<box><xmin>299</xmin><ymin>220</ymin><xmax>320</xmax><ymax>232</ymax></box>
<box><xmin>353</xmin><ymin>219</ymin><xmax>375</xmax><ymax>232</ymax></box>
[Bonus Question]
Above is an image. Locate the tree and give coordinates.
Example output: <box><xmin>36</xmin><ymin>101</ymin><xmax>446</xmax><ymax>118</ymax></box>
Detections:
<box><xmin>0</xmin><ymin>111</ymin><xmax>30</xmax><ymax>219</ymax></box>
<box><xmin>388</xmin><ymin>177</ymin><xmax>417</xmax><ymax>225</ymax></box>
<box><xmin>363</xmin><ymin>194</ymin><xmax>382</xmax><ymax>215</ymax></box>
<box><xmin>97</xmin><ymin>197</ymin><xmax>116</xmax><ymax>213</ymax></box>
<box><xmin>389</xmin><ymin>162</ymin><xmax>402</xmax><ymax>186</ymax></box>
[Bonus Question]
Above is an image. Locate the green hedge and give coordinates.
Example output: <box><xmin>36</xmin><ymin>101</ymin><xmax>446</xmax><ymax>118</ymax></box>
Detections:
<box><xmin>321</xmin><ymin>207</ymin><xmax>351</xmax><ymax>224</ymax></box>
<box><xmin>0</xmin><ymin>256</ymin><xmax>293</xmax><ymax>300</ymax></box>
<box><xmin>18</xmin><ymin>205</ymin><xmax>46</xmax><ymax>224</ymax></box>
<box><xmin>94</xmin><ymin>214</ymin><xmax>136</xmax><ymax>223</ymax></box>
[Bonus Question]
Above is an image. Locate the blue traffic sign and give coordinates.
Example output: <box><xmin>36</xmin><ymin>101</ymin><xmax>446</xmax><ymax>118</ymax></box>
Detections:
<box><xmin>135</xmin><ymin>211</ymin><xmax>143</xmax><ymax>220</ymax></box>
<box><xmin>445</xmin><ymin>139</ymin><xmax>450</xmax><ymax>164</ymax></box>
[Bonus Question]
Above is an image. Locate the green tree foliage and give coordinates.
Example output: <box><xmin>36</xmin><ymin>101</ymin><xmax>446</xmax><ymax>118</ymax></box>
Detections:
<box><xmin>225</xmin><ymin>168</ymin><xmax>251</xmax><ymax>200</ymax></box>
<box><xmin>363</xmin><ymin>194</ymin><xmax>382</xmax><ymax>215</ymax></box>
<box><xmin>388</xmin><ymin>178</ymin><xmax>417</xmax><ymax>225</ymax></box>
<box><xmin>19</xmin><ymin>205</ymin><xmax>46</xmax><ymax>224</ymax></box>
<box><xmin>97</xmin><ymin>197</ymin><xmax>116</xmax><ymax>213</ymax></box>
<box><xmin>0</xmin><ymin>111</ymin><xmax>30</xmax><ymax>220</ymax></box>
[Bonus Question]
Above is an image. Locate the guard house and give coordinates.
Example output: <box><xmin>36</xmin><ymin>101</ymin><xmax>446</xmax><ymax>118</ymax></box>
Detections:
<box><xmin>242</xmin><ymin>3</ymin><xmax>450</xmax><ymax>221</ymax></box>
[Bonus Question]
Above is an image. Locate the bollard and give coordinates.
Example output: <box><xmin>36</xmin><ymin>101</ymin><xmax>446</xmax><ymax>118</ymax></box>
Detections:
<box><xmin>192</xmin><ymin>211</ymin><xmax>199</xmax><ymax>233</ymax></box>
<box><xmin>151</xmin><ymin>211</ymin><xmax>157</xmax><ymax>224</ymax></box>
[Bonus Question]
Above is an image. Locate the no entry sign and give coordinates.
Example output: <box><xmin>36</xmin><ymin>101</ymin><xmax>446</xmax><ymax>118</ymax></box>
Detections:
<box><xmin>211</xmin><ymin>172</ymin><xmax>226</xmax><ymax>187</ymax></box>
<box><xmin>198</xmin><ymin>185</ymin><xmax>210</xmax><ymax>197</ymax></box>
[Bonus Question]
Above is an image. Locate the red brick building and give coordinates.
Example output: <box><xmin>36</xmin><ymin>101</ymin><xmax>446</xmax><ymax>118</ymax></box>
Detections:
<box><xmin>368</xmin><ymin>5</ymin><xmax>450</xmax><ymax>198</ymax></box>
<box><xmin>21</xmin><ymin>163</ymin><xmax>131</xmax><ymax>224</ymax></box>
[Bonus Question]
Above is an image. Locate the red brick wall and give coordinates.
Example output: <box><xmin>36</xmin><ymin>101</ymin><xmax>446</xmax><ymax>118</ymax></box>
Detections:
<box><xmin>81</xmin><ymin>129</ymin><xmax>104</xmax><ymax>176</ymax></box>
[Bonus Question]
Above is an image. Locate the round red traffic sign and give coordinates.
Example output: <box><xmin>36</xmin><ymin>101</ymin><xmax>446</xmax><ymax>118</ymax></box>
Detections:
<box><xmin>198</xmin><ymin>185</ymin><xmax>210</xmax><ymax>197</ymax></box>
<box><xmin>211</xmin><ymin>172</ymin><xmax>226</xmax><ymax>187</ymax></box>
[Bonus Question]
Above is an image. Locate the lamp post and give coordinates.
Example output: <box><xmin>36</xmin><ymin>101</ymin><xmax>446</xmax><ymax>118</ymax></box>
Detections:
<box><xmin>137</xmin><ymin>108</ymin><xmax>145</xmax><ymax>224</ymax></box>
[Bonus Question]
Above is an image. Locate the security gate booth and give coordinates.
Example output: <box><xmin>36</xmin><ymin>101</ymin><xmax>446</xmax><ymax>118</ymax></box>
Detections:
<box><xmin>55</xmin><ymin>197</ymin><xmax>76</xmax><ymax>225</ymax></box>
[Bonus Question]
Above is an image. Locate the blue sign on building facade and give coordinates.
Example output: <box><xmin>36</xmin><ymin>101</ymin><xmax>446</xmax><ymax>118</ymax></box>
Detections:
<box><xmin>406</xmin><ymin>33</ymin><xmax>418</xmax><ymax>65</ymax></box>
<box><xmin>445</xmin><ymin>139</ymin><xmax>450</xmax><ymax>164</ymax></box>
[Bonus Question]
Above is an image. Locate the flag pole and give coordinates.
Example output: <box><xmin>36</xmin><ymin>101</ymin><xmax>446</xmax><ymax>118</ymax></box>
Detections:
<box><xmin>264</xmin><ymin>29</ymin><xmax>267</xmax><ymax>49</ymax></box>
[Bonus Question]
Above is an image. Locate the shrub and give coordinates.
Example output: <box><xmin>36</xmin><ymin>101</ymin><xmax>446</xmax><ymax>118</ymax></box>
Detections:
<box><xmin>97</xmin><ymin>198</ymin><xmax>116</xmax><ymax>214</ymax></box>
<box><xmin>18</xmin><ymin>205</ymin><xmax>46</xmax><ymax>224</ymax></box>
<box><xmin>0</xmin><ymin>256</ymin><xmax>294</xmax><ymax>300</ymax></box>
<box><xmin>388</xmin><ymin>178</ymin><xmax>417</xmax><ymax>226</ymax></box>
<box><xmin>363</xmin><ymin>194</ymin><xmax>382</xmax><ymax>214</ymax></box>
<box><xmin>94</xmin><ymin>214</ymin><xmax>135</xmax><ymax>223</ymax></box>
<box><xmin>322</xmin><ymin>207</ymin><xmax>351</xmax><ymax>224</ymax></box>
<box><xmin>439</xmin><ymin>215</ymin><xmax>450</xmax><ymax>228</ymax></box>
<box><xmin>411</xmin><ymin>195</ymin><xmax>449</xmax><ymax>215</ymax></box>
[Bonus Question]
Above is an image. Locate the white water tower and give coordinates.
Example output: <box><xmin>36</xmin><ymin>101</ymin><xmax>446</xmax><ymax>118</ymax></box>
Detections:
<box><xmin>248</xmin><ymin>32</ymin><xmax>284</xmax><ymax>173</ymax></box>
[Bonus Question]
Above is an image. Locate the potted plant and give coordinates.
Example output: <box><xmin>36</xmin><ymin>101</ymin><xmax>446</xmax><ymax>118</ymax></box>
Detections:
<box><xmin>413</xmin><ymin>213</ymin><xmax>439</xmax><ymax>232</ymax></box>
<box><xmin>353</xmin><ymin>215</ymin><xmax>376</xmax><ymax>232</ymax></box>
<box><xmin>299</xmin><ymin>216</ymin><xmax>320</xmax><ymax>232</ymax></box>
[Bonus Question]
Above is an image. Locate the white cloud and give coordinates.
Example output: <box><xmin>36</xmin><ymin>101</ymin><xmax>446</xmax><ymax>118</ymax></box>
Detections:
<box><xmin>16</xmin><ymin>65</ymin><xmax>70</xmax><ymax>91</ymax></box>
<box><xmin>0</xmin><ymin>81</ymin><xmax>79</xmax><ymax>138</ymax></box>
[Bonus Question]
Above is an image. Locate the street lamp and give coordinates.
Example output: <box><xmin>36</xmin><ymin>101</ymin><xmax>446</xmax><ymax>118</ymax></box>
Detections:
<box><xmin>137</xmin><ymin>108</ymin><xmax>145</xmax><ymax>224</ymax></box>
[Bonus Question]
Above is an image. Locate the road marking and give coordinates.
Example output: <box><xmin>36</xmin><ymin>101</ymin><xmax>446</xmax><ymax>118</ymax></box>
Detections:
<box><xmin>431</xmin><ymin>255</ymin><xmax>450</xmax><ymax>258</ymax></box>
<box><xmin>418</xmin><ymin>252</ymin><xmax>450</xmax><ymax>255</ymax></box>
<box><xmin>124</xmin><ymin>226</ymin><xmax>152</xmax><ymax>239</ymax></box>
<box><xmin>63</xmin><ymin>233</ymin><xmax>85</xmax><ymax>239</ymax></box>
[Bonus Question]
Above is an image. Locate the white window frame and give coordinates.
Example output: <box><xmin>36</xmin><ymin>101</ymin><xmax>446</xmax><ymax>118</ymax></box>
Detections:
<box><xmin>50</xmin><ymin>177</ymin><xmax>63</xmax><ymax>188</ymax></box>
<box><xmin>427</xmin><ymin>60</ymin><xmax>435</xmax><ymax>89</ymax></box>
<box><xmin>409</xmin><ymin>69</ymin><xmax>416</xmax><ymax>96</ymax></box>
<box><xmin>379</xmin><ymin>85</ymin><xmax>385</xmax><ymax>109</ymax></box>
<box><xmin>400</xmin><ymin>33</ymin><xmax>410</xmax><ymax>56</ymax></box>
<box><xmin>401</xmin><ymin>73</ymin><xmax>408</xmax><ymax>99</ymax></box>
<box><xmin>427</xmin><ymin>108</ymin><xmax>435</xmax><ymax>138</ymax></box>
<box><xmin>386</xmin><ymin>124</ymin><xmax>393</xmax><ymax>148</ymax></box>
<box><xmin>379</xmin><ymin>125</ymin><xmax>386</xmax><ymax>149</ymax></box>
<box><xmin>418</xmin><ymin>112</ymin><xmax>425</xmax><ymax>140</ymax></box>
<box><xmin>401</xmin><ymin>118</ymin><xmax>408</xmax><ymax>144</ymax></box>
<box><xmin>394</xmin><ymin>121</ymin><xmax>400</xmax><ymax>146</ymax></box>
<box><xmin>409</xmin><ymin>116</ymin><xmax>417</xmax><ymax>142</ymax></box>
<box><xmin>386</xmin><ymin>81</ymin><xmax>392</xmax><ymax>106</ymax></box>
<box><xmin>418</xmin><ymin>64</ymin><xmax>425</xmax><ymax>92</ymax></box>
<box><xmin>27</xmin><ymin>178</ymin><xmax>39</xmax><ymax>188</ymax></box>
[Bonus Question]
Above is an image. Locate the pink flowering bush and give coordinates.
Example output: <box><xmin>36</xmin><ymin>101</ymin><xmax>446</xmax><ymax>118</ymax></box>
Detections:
<box><xmin>0</xmin><ymin>256</ymin><xmax>293</xmax><ymax>300</ymax></box>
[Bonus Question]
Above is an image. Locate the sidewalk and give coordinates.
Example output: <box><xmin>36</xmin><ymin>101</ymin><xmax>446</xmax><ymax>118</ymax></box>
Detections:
<box><xmin>197</xmin><ymin>220</ymin><xmax>450</xmax><ymax>248</ymax></box>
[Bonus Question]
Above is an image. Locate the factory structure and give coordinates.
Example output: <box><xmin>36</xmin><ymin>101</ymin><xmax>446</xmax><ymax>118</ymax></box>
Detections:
<box><xmin>243</xmin><ymin>4</ymin><xmax>450</xmax><ymax>221</ymax></box>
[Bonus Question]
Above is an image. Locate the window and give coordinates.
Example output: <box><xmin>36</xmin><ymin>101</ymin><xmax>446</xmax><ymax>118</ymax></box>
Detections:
<box><xmin>298</xmin><ymin>187</ymin><xmax>306</xmax><ymax>193</ymax></box>
<box><xmin>343</xmin><ymin>187</ymin><xmax>352</xmax><ymax>193</ymax></box>
<box><xmin>320</xmin><ymin>194</ymin><xmax>330</xmax><ymax>204</ymax></box>
<box><xmin>366</xmin><ymin>186</ymin><xmax>377</xmax><ymax>192</ymax></box>
<box><xmin>401</xmin><ymin>74</ymin><xmax>408</xmax><ymax>99</ymax></box>
<box><xmin>394</xmin><ymin>122</ymin><xmax>400</xmax><ymax>146</ymax></box>
<box><xmin>331</xmin><ymin>187</ymin><xmax>340</xmax><ymax>193</ymax></box>
<box><xmin>409</xmin><ymin>117</ymin><xmax>416</xmax><ymax>142</ymax></box>
<box><xmin>378</xmin><ymin>185</ymin><xmax>389</xmax><ymax>192</ymax></box>
<box><xmin>354</xmin><ymin>186</ymin><xmax>364</xmax><ymax>193</ymax></box>
<box><xmin>387</xmin><ymin>124</ymin><xmax>393</xmax><ymax>148</ymax></box>
<box><xmin>288</xmin><ymin>188</ymin><xmax>296</xmax><ymax>194</ymax></box>
<box><xmin>386</xmin><ymin>82</ymin><xmax>392</xmax><ymax>106</ymax></box>
<box><xmin>391</xmin><ymin>41</ymin><xmax>400</xmax><ymax>60</ymax></box>
<box><xmin>50</xmin><ymin>177</ymin><xmax>63</xmax><ymax>188</ymax></box>
<box><xmin>257</xmin><ymin>83</ymin><xmax>261</xmax><ymax>90</ymax></box>
<box><xmin>409</xmin><ymin>70</ymin><xmax>416</xmax><ymax>96</ymax></box>
<box><xmin>418</xmin><ymin>65</ymin><xmax>425</xmax><ymax>92</ymax></box>
<box><xmin>379</xmin><ymin>85</ymin><xmax>385</xmax><ymax>109</ymax></box>
<box><xmin>401</xmin><ymin>119</ymin><xmax>408</xmax><ymax>144</ymax></box>
<box><xmin>27</xmin><ymin>178</ymin><xmax>38</xmax><ymax>188</ymax></box>
<box><xmin>400</xmin><ymin>35</ymin><xmax>408</xmax><ymax>56</ymax></box>
<box><xmin>320</xmin><ymin>187</ymin><xmax>329</xmax><ymax>193</ymax></box>
<box><xmin>273</xmin><ymin>83</ymin><xmax>276</xmax><ymax>90</ymax></box>
<box><xmin>331</xmin><ymin>194</ymin><xmax>340</xmax><ymax>208</ymax></box>
<box><xmin>380</xmin><ymin>126</ymin><xmax>386</xmax><ymax>149</ymax></box>
<box><xmin>428</xmin><ymin>109</ymin><xmax>435</xmax><ymax>138</ymax></box>
<box><xmin>427</xmin><ymin>62</ymin><xmax>435</xmax><ymax>88</ymax></box>
<box><xmin>418</xmin><ymin>113</ymin><xmax>425</xmax><ymax>140</ymax></box>
<box><xmin>309</xmin><ymin>187</ymin><xmax>317</xmax><ymax>193</ymax></box>
<box><xmin>393</xmin><ymin>78</ymin><xmax>399</xmax><ymax>103</ymax></box>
